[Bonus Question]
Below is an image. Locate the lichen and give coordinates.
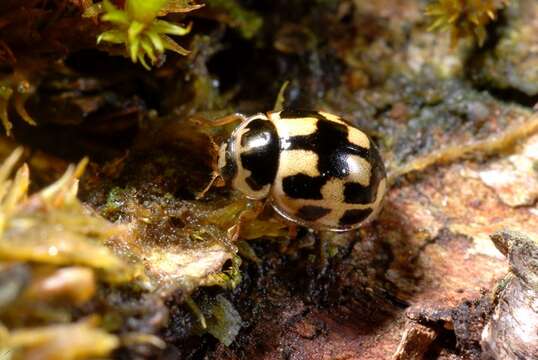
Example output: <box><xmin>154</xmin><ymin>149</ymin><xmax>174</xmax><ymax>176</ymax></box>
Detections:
<box><xmin>483</xmin><ymin>231</ymin><xmax>538</xmax><ymax>359</ymax></box>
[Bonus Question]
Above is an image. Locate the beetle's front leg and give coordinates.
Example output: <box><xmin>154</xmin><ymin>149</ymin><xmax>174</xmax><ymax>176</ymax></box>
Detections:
<box><xmin>211</xmin><ymin>113</ymin><xmax>247</xmax><ymax>126</ymax></box>
<box><xmin>315</xmin><ymin>230</ymin><xmax>329</xmax><ymax>276</ymax></box>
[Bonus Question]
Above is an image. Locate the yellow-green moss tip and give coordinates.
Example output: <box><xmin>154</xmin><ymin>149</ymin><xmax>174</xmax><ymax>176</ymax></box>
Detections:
<box><xmin>97</xmin><ymin>0</ymin><xmax>200</xmax><ymax>69</ymax></box>
<box><xmin>425</xmin><ymin>0</ymin><xmax>510</xmax><ymax>46</ymax></box>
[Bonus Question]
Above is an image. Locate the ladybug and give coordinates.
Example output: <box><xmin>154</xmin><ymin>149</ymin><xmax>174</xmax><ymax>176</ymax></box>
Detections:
<box><xmin>217</xmin><ymin>110</ymin><xmax>386</xmax><ymax>232</ymax></box>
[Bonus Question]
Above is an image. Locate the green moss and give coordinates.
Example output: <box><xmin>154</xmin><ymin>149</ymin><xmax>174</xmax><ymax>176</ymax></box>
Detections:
<box><xmin>206</xmin><ymin>0</ymin><xmax>263</xmax><ymax>39</ymax></box>
<box><xmin>204</xmin><ymin>255</ymin><xmax>242</xmax><ymax>290</ymax></box>
<box><xmin>97</xmin><ymin>0</ymin><xmax>199</xmax><ymax>69</ymax></box>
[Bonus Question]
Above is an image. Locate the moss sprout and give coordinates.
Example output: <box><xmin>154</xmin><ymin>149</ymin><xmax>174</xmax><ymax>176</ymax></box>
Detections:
<box><xmin>96</xmin><ymin>0</ymin><xmax>202</xmax><ymax>69</ymax></box>
<box><xmin>426</xmin><ymin>0</ymin><xmax>510</xmax><ymax>46</ymax></box>
<box><xmin>204</xmin><ymin>255</ymin><xmax>242</xmax><ymax>289</ymax></box>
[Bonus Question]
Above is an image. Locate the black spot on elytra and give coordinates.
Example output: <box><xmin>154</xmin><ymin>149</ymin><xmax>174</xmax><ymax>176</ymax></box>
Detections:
<box><xmin>343</xmin><ymin>141</ymin><xmax>386</xmax><ymax>205</ymax></box>
<box><xmin>339</xmin><ymin>208</ymin><xmax>373</xmax><ymax>226</ymax></box>
<box><xmin>282</xmin><ymin>174</ymin><xmax>325</xmax><ymax>199</ymax></box>
<box><xmin>280</xmin><ymin>110</ymin><xmax>330</xmax><ymax>121</ymax></box>
<box><xmin>344</xmin><ymin>182</ymin><xmax>373</xmax><ymax>204</ymax></box>
<box><xmin>240</xmin><ymin>119</ymin><xmax>279</xmax><ymax>191</ymax></box>
<box><xmin>283</xmin><ymin>112</ymin><xmax>369</xmax><ymax>179</ymax></box>
<box><xmin>278</xmin><ymin>110</ymin><xmax>373</xmax><ymax>201</ymax></box>
<box><xmin>282</xmin><ymin>112</ymin><xmax>369</xmax><ymax>176</ymax></box>
<box><xmin>296</xmin><ymin>205</ymin><xmax>331</xmax><ymax>221</ymax></box>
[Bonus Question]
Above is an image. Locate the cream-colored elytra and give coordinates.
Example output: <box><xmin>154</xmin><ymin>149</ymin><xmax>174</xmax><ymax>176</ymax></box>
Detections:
<box><xmin>266</xmin><ymin>110</ymin><xmax>385</xmax><ymax>231</ymax></box>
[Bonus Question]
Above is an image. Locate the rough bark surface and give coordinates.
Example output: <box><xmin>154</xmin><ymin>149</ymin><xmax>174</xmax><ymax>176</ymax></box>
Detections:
<box><xmin>0</xmin><ymin>1</ymin><xmax>537</xmax><ymax>359</ymax></box>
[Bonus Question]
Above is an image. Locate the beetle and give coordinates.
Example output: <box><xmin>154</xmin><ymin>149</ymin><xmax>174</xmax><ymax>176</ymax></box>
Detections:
<box><xmin>217</xmin><ymin>109</ymin><xmax>387</xmax><ymax>232</ymax></box>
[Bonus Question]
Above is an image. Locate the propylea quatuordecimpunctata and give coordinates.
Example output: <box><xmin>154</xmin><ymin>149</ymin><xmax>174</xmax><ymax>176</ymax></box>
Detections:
<box><xmin>218</xmin><ymin>110</ymin><xmax>387</xmax><ymax>232</ymax></box>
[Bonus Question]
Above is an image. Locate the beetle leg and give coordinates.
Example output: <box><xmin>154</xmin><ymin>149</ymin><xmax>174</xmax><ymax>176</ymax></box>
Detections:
<box><xmin>195</xmin><ymin>171</ymin><xmax>224</xmax><ymax>199</ymax></box>
<box><xmin>316</xmin><ymin>231</ymin><xmax>329</xmax><ymax>276</ymax></box>
<box><xmin>273</xmin><ymin>80</ymin><xmax>290</xmax><ymax>112</ymax></box>
<box><xmin>211</xmin><ymin>113</ymin><xmax>247</xmax><ymax>126</ymax></box>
